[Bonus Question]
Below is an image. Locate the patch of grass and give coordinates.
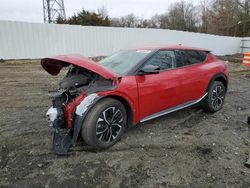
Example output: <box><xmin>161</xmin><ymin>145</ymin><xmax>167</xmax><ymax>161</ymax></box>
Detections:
<box><xmin>231</xmin><ymin>70</ymin><xmax>250</xmax><ymax>75</ymax></box>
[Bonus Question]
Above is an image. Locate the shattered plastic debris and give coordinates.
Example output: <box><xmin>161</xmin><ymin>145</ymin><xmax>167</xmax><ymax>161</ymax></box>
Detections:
<box><xmin>245</xmin><ymin>154</ymin><xmax>250</xmax><ymax>168</ymax></box>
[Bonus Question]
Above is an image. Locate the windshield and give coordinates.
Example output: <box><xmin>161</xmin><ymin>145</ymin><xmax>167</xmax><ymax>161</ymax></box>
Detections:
<box><xmin>99</xmin><ymin>50</ymin><xmax>152</xmax><ymax>75</ymax></box>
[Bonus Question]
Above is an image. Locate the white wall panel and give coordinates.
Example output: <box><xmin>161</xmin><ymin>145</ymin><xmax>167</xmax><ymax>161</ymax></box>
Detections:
<box><xmin>242</xmin><ymin>38</ymin><xmax>250</xmax><ymax>53</ymax></box>
<box><xmin>0</xmin><ymin>21</ymin><xmax>243</xmax><ymax>59</ymax></box>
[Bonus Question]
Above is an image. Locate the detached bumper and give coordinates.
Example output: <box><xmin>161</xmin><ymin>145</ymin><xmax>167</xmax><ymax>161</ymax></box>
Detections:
<box><xmin>46</xmin><ymin>106</ymin><xmax>72</xmax><ymax>155</ymax></box>
<box><xmin>52</xmin><ymin>128</ymin><xmax>72</xmax><ymax>155</ymax></box>
<box><xmin>46</xmin><ymin>93</ymin><xmax>101</xmax><ymax>155</ymax></box>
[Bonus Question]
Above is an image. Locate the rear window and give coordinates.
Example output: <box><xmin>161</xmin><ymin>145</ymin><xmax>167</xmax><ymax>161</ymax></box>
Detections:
<box><xmin>198</xmin><ymin>51</ymin><xmax>208</xmax><ymax>62</ymax></box>
<box><xmin>175</xmin><ymin>50</ymin><xmax>208</xmax><ymax>68</ymax></box>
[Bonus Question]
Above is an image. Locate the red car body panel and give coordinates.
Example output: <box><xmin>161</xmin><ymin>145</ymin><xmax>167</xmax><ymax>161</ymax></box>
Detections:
<box><xmin>41</xmin><ymin>55</ymin><xmax>119</xmax><ymax>79</ymax></box>
<box><xmin>98</xmin><ymin>76</ymin><xmax>141</xmax><ymax>125</ymax></box>
<box><xmin>136</xmin><ymin>69</ymin><xmax>182</xmax><ymax>119</ymax></box>
<box><xmin>42</xmin><ymin>46</ymin><xmax>229</xmax><ymax>126</ymax></box>
<box><xmin>64</xmin><ymin>92</ymin><xmax>86</xmax><ymax>129</ymax></box>
<box><xmin>175</xmin><ymin>55</ymin><xmax>226</xmax><ymax>103</ymax></box>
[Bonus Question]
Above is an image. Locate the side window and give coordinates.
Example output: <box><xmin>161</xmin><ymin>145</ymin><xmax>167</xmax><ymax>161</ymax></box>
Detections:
<box><xmin>144</xmin><ymin>50</ymin><xmax>176</xmax><ymax>71</ymax></box>
<box><xmin>175</xmin><ymin>50</ymin><xmax>207</xmax><ymax>68</ymax></box>
<box><xmin>186</xmin><ymin>51</ymin><xmax>202</xmax><ymax>65</ymax></box>
<box><xmin>175</xmin><ymin>50</ymin><xmax>188</xmax><ymax>68</ymax></box>
<box><xmin>198</xmin><ymin>51</ymin><xmax>208</xmax><ymax>62</ymax></box>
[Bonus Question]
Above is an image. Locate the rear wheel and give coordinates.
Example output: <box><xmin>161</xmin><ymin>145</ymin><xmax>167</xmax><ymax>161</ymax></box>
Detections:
<box><xmin>203</xmin><ymin>81</ymin><xmax>226</xmax><ymax>112</ymax></box>
<box><xmin>81</xmin><ymin>98</ymin><xmax>127</xmax><ymax>149</ymax></box>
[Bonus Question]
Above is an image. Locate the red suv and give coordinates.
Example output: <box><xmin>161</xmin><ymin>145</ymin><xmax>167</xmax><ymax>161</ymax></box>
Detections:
<box><xmin>42</xmin><ymin>45</ymin><xmax>229</xmax><ymax>155</ymax></box>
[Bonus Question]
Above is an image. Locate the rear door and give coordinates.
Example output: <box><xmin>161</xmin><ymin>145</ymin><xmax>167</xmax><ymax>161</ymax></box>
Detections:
<box><xmin>174</xmin><ymin>50</ymin><xmax>208</xmax><ymax>103</ymax></box>
<box><xmin>136</xmin><ymin>50</ymin><xmax>183</xmax><ymax>120</ymax></box>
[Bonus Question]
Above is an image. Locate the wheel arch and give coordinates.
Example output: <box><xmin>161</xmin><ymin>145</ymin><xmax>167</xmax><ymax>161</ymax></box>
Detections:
<box><xmin>207</xmin><ymin>73</ymin><xmax>228</xmax><ymax>92</ymax></box>
<box><xmin>72</xmin><ymin>93</ymin><xmax>134</xmax><ymax>145</ymax></box>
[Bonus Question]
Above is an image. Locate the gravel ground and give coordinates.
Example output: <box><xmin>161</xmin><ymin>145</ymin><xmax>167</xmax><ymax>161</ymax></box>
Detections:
<box><xmin>1</xmin><ymin>56</ymin><xmax>250</xmax><ymax>188</ymax></box>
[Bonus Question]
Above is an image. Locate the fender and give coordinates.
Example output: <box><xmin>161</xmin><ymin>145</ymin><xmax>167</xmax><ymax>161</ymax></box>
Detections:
<box><xmin>98</xmin><ymin>90</ymin><xmax>139</xmax><ymax>126</ymax></box>
<box><xmin>72</xmin><ymin>93</ymin><xmax>104</xmax><ymax>144</ymax></box>
<box><xmin>206</xmin><ymin>73</ymin><xmax>228</xmax><ymax>92</ymax></box>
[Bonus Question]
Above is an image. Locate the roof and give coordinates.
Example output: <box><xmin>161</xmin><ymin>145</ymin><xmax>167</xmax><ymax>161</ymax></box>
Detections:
<box><xmin>128</xmin><ymin>45</ymin><xmax>210</xmax><ymax>52</ymax></box>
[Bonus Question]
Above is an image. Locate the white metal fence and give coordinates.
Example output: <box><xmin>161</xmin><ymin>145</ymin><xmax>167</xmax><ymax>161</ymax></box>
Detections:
<box><xmin>0</xmin><ymin>20</ymin><xmax>247</xmax><ymax>60</ymax></box>
<box><xmin>241</xmin><ymin>38</ymin><xmax>250</xmax><ymax>53</ymax></box>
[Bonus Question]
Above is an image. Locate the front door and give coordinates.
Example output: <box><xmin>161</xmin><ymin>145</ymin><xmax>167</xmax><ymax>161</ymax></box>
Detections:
<box><xmin>136</xmin><ymin>50</ymin><xmax>182</xmax><ymax>120</ymax></box>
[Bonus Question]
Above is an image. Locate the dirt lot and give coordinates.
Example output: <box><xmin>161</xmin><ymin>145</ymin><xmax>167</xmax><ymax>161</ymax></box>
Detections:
<box><xmin>1</xmin><ymin>56</ymin><xmax>250</xmax><ymax>188</ymax></box>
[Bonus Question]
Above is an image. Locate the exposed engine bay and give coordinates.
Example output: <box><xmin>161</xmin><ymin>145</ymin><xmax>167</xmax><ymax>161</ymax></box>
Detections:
<box><xmin>46</xmin><ymin>65</ymin><xmax>116</xmax><ymax>155</ymax></box>
<box><xmin>59</xmin><ymin>65</ymin><xmax>96</xmax><ymax>89</ymax></box>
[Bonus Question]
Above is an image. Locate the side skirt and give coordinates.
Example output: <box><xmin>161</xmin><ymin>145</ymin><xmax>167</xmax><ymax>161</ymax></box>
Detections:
<box><xmin>140</xmin><ymin>93</ymin><xmax>207</xmax><ymax>123</ymax></box>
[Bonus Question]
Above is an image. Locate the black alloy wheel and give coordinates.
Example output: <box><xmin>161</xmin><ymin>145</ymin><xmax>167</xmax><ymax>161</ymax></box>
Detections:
<box><xmin>81</xmin><ymin>98</ymin><xmax>127</xmax><ymax>149</ymax></box>
<box><xmin>203</xmin><ymin>81</ymin><xmax>226</xmax><ymax>112</ymax></box>
<box><xmin>96</xmin><ymin>106</ymin><xmax>123</xmax><ymax>143</ymax></box>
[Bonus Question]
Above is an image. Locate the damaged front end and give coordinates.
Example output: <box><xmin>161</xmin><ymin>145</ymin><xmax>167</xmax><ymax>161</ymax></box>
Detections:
<box><xmin>46</xmin><ymin>91</ymin><xmax>98</xmax><ymax>155</ymax></box>
<box><xmin>42</xmin><ymin>55</ymin><xmax>119</xmax><ymax>155</ymax></box>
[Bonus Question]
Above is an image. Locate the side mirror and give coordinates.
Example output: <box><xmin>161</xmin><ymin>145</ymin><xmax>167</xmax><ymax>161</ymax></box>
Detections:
<box><xmin>138</xmin><ymin>65</ymin><xmax>160</xmax><ymax>75</ymax></box>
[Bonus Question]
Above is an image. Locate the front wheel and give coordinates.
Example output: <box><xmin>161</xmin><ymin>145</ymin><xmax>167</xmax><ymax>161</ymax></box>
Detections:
<box><xmin>81</xmin><ymin>98</ymin><xmax>127</xmax><ymax>150</ymax></box>
<box><xmin>203</xmin><ymin>81</ymin><xmax>226</xmax><ymax>113</ymax></box>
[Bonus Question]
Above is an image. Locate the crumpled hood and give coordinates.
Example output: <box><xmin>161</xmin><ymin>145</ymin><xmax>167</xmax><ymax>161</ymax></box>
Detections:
<box><xmin>41</xmin><ymin>55</ymin><xmax>119</xmax><ymax>79</ymax></box>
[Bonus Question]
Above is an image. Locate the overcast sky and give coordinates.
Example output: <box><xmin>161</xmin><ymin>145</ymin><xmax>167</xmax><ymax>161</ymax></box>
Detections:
<box><xmin>0</xmin><ymin>0</ymin><xmax>198</xmax><ymax>23</ymax></box>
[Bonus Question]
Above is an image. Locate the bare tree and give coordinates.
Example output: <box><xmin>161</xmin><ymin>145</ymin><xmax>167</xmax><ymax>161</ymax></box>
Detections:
<box><xmin>149</xmin><ymin>14</ymin><xmax>163</xmax><ymax>28</ymax></box>
<box><xmin>137</xmin><ymin>17</ymin><xmax>151</xmax><ymax>28</ymax></box>
<box><xmin>61</xmin><ymin>0</ymin><xmax>250</xmax><ymax>37</ymax></box>
<box><xmin>158</xmin><ymin>14</ymin><xmax>169</xmax><ymax>29</ymax></box>
<box><xmin>209</xmin><ymin>0</ymin><xmax>241</xmax><ymax>35</ymax></box>
<box><xmin>123</xmin><ymin>14</ymin><xmax>139</xmax><ymax>27</ymax></box>
<box><xmin>237</xmin><ymin>0</ymin><xmax>250</xmax><ymax>36</ymax></box>
<box><xmin>198</xmin><ymin>0</ymin><xmax>213</xmax><ymax>33</ymax></box>
<box><xmin>97</xmin><ymin>5</ymin><xmax>109</xmax><ymax>18</ymax></box>
<box><xmin>110</xmin><ymin>17</ymin><xmax>122</xmax><ymax>27</ymax></box>
<box><xmin>167</xmin><ymin>0</ymin><xmax>198</xmax><ymax>32</ymax></box>
<box><xmin>111</xmin><ymin>13</ymin><xmax>139</xmax><ymax>27</ymax></box>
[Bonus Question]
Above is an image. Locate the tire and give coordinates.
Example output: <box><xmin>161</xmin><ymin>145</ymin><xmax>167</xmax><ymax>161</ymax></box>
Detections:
<box><xmin>203</xmin><ymin>81</ymin><xmax>226</xmax><ymax>113</ymax></box>
<box><xmin>81</xmin><ymin>98</ymin><xmax>127</xmax><ymax>150</ymax></box>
